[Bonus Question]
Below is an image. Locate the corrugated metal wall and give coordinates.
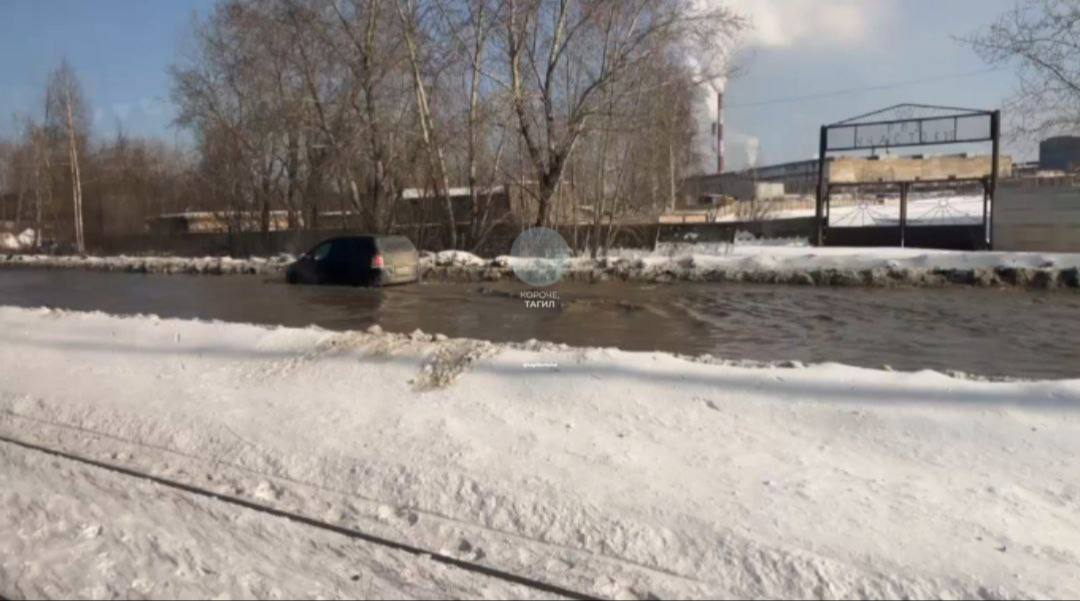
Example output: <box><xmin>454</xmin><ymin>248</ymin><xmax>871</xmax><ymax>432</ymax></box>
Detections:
<box><xmin>994</xmin><ymin>177</ymin><xmax>1080</xmax><ymax>251</ymax></box>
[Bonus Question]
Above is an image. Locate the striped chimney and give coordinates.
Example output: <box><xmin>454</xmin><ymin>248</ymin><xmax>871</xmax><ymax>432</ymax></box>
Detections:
<box><xmin>716</xmin><ymin>91</ymin><xmax>724</xmax><ymax>174</ymax></box>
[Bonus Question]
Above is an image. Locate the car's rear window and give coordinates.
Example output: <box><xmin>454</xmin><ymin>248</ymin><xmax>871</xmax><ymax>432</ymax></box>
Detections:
<box><xmin>350</xmin><ymin>237</ymin><xmax>378</xmax><ymax>254</ymax></box>
<box><xmin>377</xmin><ymin>237</ymin><xmax>416</xmax><ymax>253</ymax></box>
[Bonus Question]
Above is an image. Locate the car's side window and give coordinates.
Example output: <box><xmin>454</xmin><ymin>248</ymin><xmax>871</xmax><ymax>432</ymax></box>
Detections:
<box><xmin>312</xmin><ymin>242</ymin><xmax>332</xmax><ymax>261</ymax></box>
<box><xmin>331</xmin><ymin>239</ymin><xmax>354</xmax><ymax>261</ymax></box>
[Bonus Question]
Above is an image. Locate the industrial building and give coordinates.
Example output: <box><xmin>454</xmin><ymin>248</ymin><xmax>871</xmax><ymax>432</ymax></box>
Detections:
<box><xmin>1039</xmin><ymin>136</ymin><xmax>1080</xmax><ymax>172</ymax></box>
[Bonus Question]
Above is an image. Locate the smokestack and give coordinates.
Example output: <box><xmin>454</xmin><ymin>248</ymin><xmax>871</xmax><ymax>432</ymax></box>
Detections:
<box><xmin>716</xmin><ymin>92</ymin><xmax>724</xmax><ymax>174</ymax></box>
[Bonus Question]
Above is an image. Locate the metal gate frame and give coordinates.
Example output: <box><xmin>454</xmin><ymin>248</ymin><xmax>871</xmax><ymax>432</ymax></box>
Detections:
<box><xmin>814</xmin><ymin>103</ymin><xmax>1001</xmax><ymax>249</ymax></box>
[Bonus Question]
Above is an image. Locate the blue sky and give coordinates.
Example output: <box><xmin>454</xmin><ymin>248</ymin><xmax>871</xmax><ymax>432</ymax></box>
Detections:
<box><xmin>0</xmin><ymin>0</ymin><xmax>1029</xmax><ymax>165</ymax></box>
<box><xmin>0</xmin><ymin>0</ymin><xmax>216</xmax><ymax>143</ymax></box>
<box><xmin>720</xmin><ymin>0</ymin><xmax>1026</xmax><ymax>168</ymax></box>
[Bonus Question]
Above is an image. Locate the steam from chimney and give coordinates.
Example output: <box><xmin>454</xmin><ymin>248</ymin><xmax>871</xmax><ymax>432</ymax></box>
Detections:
<box><xmin>682</xmin><ymin>0</ymin><xmax>740</xmax><ymax>175</ymax></box>
<box><xmin>692</xmin><ymin>79</ymin><xmax>726</xmax><ymax>176</ymax></box>
<box><xmin>745</xmin><ymin>136</ymin><xmax>759</xmax><ymax>169</ymax></box>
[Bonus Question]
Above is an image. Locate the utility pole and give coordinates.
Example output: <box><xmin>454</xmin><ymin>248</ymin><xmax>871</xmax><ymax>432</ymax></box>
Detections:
<box><xmin>814</xmin><ymin>126</ymin><xmax>827</xmax><ymax>246</ymax></box>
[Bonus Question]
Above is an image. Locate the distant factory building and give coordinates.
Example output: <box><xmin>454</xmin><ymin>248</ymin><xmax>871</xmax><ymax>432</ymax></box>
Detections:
<box><xmin>744</xmin><ymin>159</ymin><xmax>822</xmax><ymax>196</ymax></box>
<box><xmin>1039</xmin><ymin>136</ymin><xmax>1080</xmax><ymax>172</ymax></box>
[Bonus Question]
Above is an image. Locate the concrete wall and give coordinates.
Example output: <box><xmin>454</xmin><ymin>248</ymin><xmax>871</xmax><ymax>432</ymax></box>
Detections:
<box><xmin>679</xmin><ymin>175</ymin><xmax>786</xmax><ymax>209</ymax></box>
<box><xmin>658</xmin><ymin>217</ymin><xmax>815</xmax><ymax>244</ymax></box>
<box><xmin>828</xmin><ymin>155</ymin><xmax>1012</xmax><ymax>184</ymax></box>
<box><xmin>993</xmin><ymin>177</ymin><xmax>1080</xmax><ymax>252</ymax></box>
<box><xmin>93</xmin><ymin>218</ymin><xmax>825</xmax><ymax>258</ymax></box>
<box><xmin>94</xmin><ymin>223</ymin><xmax>661</xmax><ymax>258</ymax></box>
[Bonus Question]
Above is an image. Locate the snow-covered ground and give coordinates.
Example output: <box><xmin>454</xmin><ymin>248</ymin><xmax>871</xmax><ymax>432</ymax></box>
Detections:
<box><xmin>709</xmin><ymin>195</ymin><xmax>987</xmax><ymax>227</ymax></box>
<box><xmin>0</xmin><ymin>441</ymin><xmax>543</xmax><ymax>599</ymax></box>
<box><xmin>828</xmin><ymin>195</ymin><xmax>986</xmax><ymax>227</ymax></box>
<box><xmin>1</xmin><ymin>306</ymin><xmax>1078</xmax><ymax>598</ymax></box>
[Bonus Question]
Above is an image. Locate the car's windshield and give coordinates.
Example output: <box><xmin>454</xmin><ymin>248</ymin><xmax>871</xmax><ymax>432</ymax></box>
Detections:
<box><xmin>310</xmin><ymin>242</ymin><xmax>332</xmax><ymax>261</ymax></box>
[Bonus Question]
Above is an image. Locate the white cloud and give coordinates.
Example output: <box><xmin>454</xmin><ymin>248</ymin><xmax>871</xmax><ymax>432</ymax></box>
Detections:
<box><xmin>724</xmin><ymin>0</ymin><xmax>894</xmax><ymax>48</ymax></box>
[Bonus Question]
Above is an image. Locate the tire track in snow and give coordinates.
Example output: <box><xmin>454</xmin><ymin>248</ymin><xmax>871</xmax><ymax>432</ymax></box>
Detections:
<box><xmin>0</xmin><ymin>432</ymin><xmax>599</xmax><ymax>601</ymax></box>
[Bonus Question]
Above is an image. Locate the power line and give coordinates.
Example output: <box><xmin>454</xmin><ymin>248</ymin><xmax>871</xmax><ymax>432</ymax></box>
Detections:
<box><xmin>726</xmin><ymin>67</ymin><xmax>1008</xmax><ymax>109</ymax></box>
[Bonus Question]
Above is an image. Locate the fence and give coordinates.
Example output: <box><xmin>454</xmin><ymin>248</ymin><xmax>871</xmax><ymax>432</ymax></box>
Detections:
<box><xmin>90</xmin><ymin>218</ymin><xmax>819</xmax><ymax>258</ymax></box>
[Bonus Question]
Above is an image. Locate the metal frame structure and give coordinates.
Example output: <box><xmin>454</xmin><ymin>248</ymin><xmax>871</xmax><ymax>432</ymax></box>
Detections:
<box><xmin>814</xmin><ymin>103</ymin><xmax>1001</xmax><ymax>248</ymax></box>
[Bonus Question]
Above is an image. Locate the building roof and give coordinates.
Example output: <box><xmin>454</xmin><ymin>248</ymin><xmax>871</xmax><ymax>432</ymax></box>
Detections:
<box><xmin>400</xmin><ymin>185</ymin><xmax>506</xmax><ymax>200</ymax></box>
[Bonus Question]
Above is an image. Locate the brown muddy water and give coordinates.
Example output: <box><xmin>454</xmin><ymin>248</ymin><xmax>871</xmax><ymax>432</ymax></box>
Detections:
<box><xmin>1</xmin><ymin>268</ymin><xmax>1078</xmax><ymax>379</ymax></box>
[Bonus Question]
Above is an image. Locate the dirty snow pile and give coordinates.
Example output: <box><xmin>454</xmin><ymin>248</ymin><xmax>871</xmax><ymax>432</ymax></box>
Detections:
<box><xmin>425</xmin><ymin>249</ymin><xmax>490</xmax><ymax>267</ymax></box>
<box><xmin>0</xmin><ymin>252</ymin><xmax>293</xmax><ymax>275</ymax></box>
<box><xmin>1</xmin><ymin>306</ymin><xmax>1078</xmax><ymax>598</ymax></box>
<box><xmin>422</xmin><ymin>246</ymin><xmax>1080</xmax><ymax>288</ymax></box>
<box><xmin>0</xmin><ymin>228</ymin><xmax>36</xmax><ymax>251</ymax></box>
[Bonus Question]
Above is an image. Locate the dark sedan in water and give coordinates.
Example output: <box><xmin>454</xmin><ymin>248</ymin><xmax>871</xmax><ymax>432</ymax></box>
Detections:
<box><xmin>286</xmin><ymin>235</ymin><xmax>420</xmax><ymax>286</ymax></box>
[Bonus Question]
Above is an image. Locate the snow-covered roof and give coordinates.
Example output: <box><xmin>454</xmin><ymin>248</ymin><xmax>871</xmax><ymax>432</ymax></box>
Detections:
<box><xmin>400</xmin><ymin>186</ymin><xmax>505</xmax><ymax>200</ymax></box>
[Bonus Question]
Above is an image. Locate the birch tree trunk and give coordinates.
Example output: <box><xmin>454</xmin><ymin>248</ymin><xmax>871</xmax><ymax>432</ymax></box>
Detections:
<box><xmin>64</xmin><ymin>88</ymin><xmax>85</xmax><ymax>253</ymax></box>
<box><xmin>397</xmin><ymin>0</ymin><xmax>456</xmax><ymax>248</ymax></box>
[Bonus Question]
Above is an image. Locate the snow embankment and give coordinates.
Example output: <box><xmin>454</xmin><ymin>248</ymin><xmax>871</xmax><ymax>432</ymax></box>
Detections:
<box><xmin>423</xmin><ymin>246</ymin><xmax>1080</xmax><ymax>288</ymax></box>
<box><xmin>1</xmin><ymin>306</ymin><xmax>1078</xmax><ymax>598</ymax></box>
<box><xmin>0</xmin><ymin>253</ymin><xmax>294</xmax><ymax>275</ymax></box>
<box><xmin>0</xmin><ymin>228</ymin><xmax>37</xmax><ymax>251</ymax></box>
<box><xmin>6</xmin><ymin>245</ymin><xmax>1080</xmax><ymax>288</ymax></box>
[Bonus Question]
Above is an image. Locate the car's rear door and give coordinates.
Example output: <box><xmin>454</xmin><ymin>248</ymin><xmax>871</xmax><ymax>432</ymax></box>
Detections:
<box><xmin>318</xmin><ymin>239</ymin><xmax>351</xmax><ymax>284</ymax></box>
<box><xmin>376</xmin><ymin>236</ymin><xmax>419</xmax><ymax>283</ymax></box>
<box><xmin>339</xmin><ymin>237</ymin><xmax>382</xmax><ymax>284</ymax></box>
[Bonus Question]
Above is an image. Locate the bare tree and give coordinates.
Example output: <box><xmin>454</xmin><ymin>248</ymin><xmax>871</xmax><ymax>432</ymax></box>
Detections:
<box><xmin>961</xmin><ymin>0</ymin><xmax>1080</xmax><ymax>136</ymax></box>
<box><xmin>496</xmin><ymin>0</ymin><xmax>741</xmax><ymax>227</ymax></box>
<box><xmin>46</xmin><ymin>60</ymin><xmax>89</xmax><ymax>252</ymax></box>
<box><xmin>159</xmin><ymin>0</ymin><xmax>742</xmax><ymax>253</ymax></box>
<box><xmin>328</xmin><ymin>0</ymin><xmax>414</xmax><ymax>232</ymax></box>
<box><xmin>397</xmin><ymin>0</ymin><xmax>457</xmax><ymax>247</ymax></box>
<box><xmin>30</xmin><ymin>122</ymin><xmax>52</xmax><ymax>248</ymax></box>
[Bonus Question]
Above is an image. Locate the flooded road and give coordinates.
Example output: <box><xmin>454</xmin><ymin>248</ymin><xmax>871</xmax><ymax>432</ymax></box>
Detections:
<box><xmin>2</xmin><ymin>268</ymin><xmax>1078</xmax><ymax>379</ymax></box>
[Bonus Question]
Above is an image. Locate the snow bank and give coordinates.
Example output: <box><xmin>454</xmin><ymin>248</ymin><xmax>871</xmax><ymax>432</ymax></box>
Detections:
<box><xmin>425</xmin><ymin>245</ymin><xmax>1080</xmax><ymax>289</ymax></box>
<box><xmin>6</xmin><ymin>245</ymin><xmax>1080</xmax><ymax>288</ymax></box>
<box><xmin>1</xmin><ymin>306</ymin><xmax>1078</xmax><ymax>597</ymax></box>
<box><xmin>0</xmin><ymin>228</ymin><xmax>37</xmax><ymax>251</ymax></box>
<box><xmin>0</xmin><ymin>252</ymin><xmax>293</xmax><ymax>275</ymax></box>
<box><xmin>429</xmin><ymin>249</ymin><xmax>488</xmax><ymax>267</ymax></box>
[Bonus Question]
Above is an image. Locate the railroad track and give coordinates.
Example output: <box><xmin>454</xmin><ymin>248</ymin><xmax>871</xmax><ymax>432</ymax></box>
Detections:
<box><xmin>0</xmin><ymin>432</ymin><xmax>600</xmax><ymax>601</ymax></box>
